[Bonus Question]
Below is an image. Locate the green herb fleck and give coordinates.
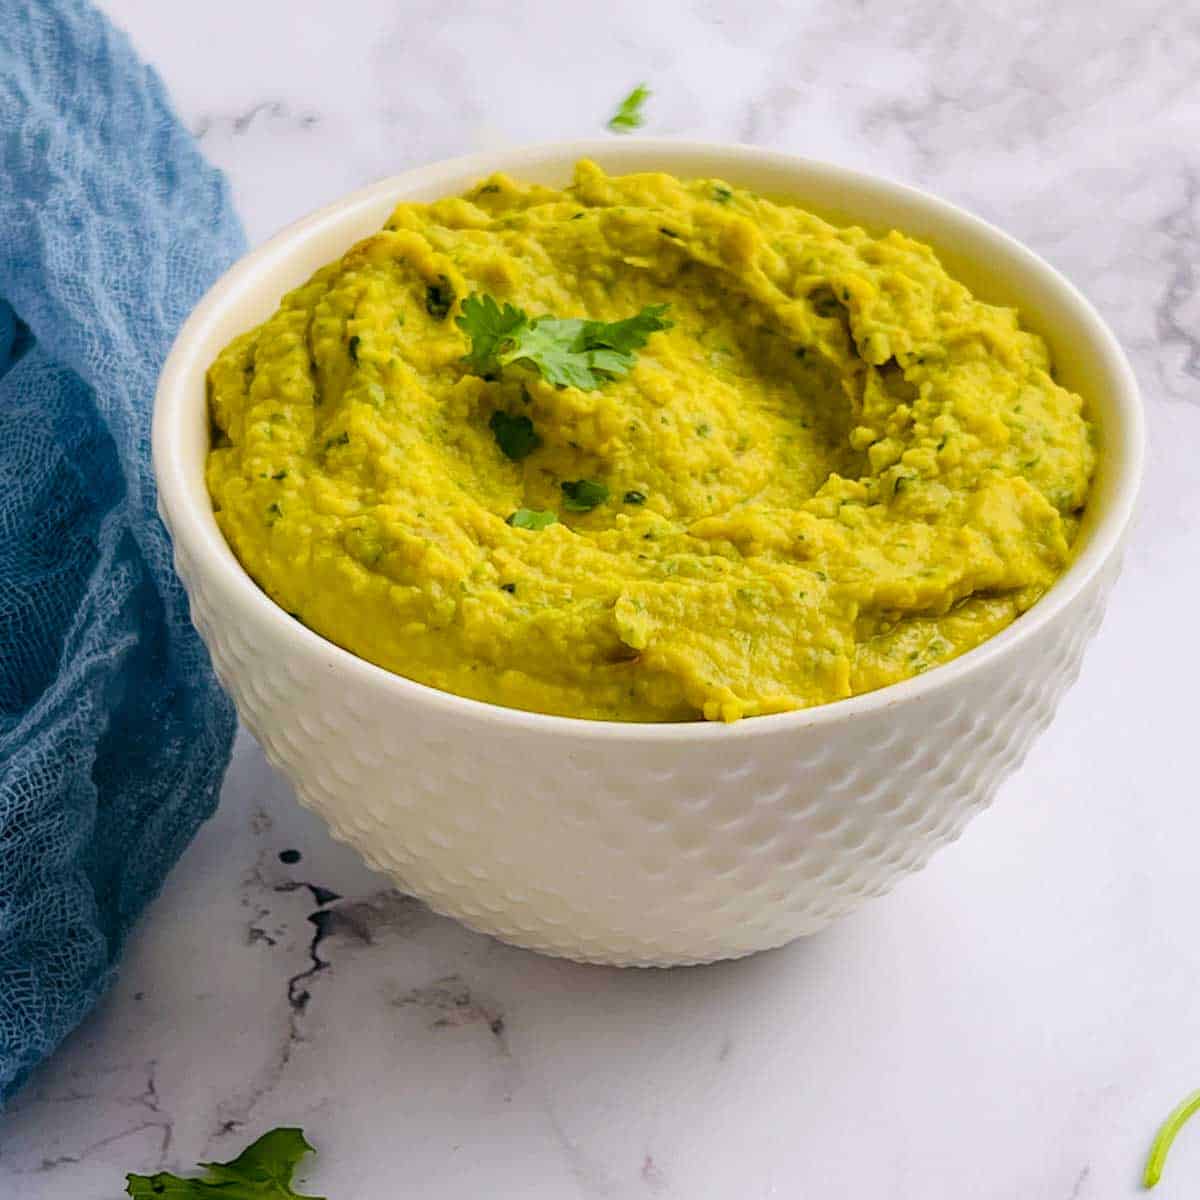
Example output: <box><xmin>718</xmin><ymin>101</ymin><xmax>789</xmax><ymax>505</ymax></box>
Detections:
<box><xmin>271</xmin><ymin>470</ymin><xmax>288</xmax><ymax>481</ymax></box>
<box><xmin>561</xmin><ymin>479</ymin><xmax>609</xmax><ymax>512</ymax></box>
<box><xmin>607</xmin><ymin>83</ymin><xmax>650</xmax><ymax>133</ymax></box>
<box><xmin>324</xmin><ymin>431</ymin><xmax>350</xmax><ymax>449</ymax></box>
<box><xmin>125</xmin><ymin>1127</ymin><xmax>322</xmax><ymax>1199</ymax></box>
<box><xmin>500</xmin><ymin>582</ymin><xmax>517</xmax><ymax>593</ymax></box>
<box><xmin>623</xmin><ymin>490</ymin><xmax>647</xmax><ymax>505</ymax></box>
<box><xmin>659</xmin><ymin>227</ymin><xmax>680</xmax><ymax>239</ymax></box>
<box><xmin>265</xmin><ymin>502</ymin><xmax>282</xmax><ymax>525</ymax></box>
<box><xmin>348</xmin><ymin>334</ymin><xmax>360</xmax><ymax>363</ymax></box>
<box><xmin>1144</xmin><ymin>1089</ymin><xmax>1200</xmax><ymax>1188</ymax></box>
<box><xmin>457</xmin><ymin>294</ymin><xmax>672</xmax><ymax>391</ymax></box>
<box><xmin>713</xmin><ymin>185</ymin><xmax>733</xmax><ymax>204</ymax></box>
<box><xmin>506</xmin><ymin>508</ymin><xmax>558</xmax><ymax>530</ymax></box>
<box><xmin>696</xmin><ymin>422</ymin><xmax>711</xmax><ymax>437</ymax></box>
<box><xmin>426</xmin><ymin>278</ymin><xmax>454</xmax><ymax>320</ymax></box>
<box><xmin>489</xmin><ymin>411</ymin><xmax>542</xmax><ymax>461</ymax></box>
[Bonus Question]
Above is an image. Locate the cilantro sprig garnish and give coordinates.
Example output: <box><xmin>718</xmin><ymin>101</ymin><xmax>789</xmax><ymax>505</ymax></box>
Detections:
<box><xmin>1144</xmin><ymin>1088</ymin><xmax>1200</xmax><ymax>1188</ymax></box>
<box><xmin>457</xmin><ymin>294</ymin><xmax>672</xmax><ymax>391</ymax></box>
<box><xmin>608</xmin><ymin>84</ymin><xmax>650</xmax><ymax>133</ymax></box>
<box><xmin>126</xmin><ymin>1127</ymin><xmax>322</xmax><ymax>1198</ymax></box>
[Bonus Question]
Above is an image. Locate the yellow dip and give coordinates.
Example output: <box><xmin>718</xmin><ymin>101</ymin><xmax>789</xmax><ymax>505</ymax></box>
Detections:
<box><xmin>206</xmin><ymin>162</ymin><xmax>1095</xmax><ymax>722</ymax></box>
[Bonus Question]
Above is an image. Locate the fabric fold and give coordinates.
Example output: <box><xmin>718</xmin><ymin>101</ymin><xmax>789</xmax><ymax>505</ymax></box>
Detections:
<box><xmin>0</xmin><ymin>0</ymin><xmax>244</xmax><ymax>1102</ymax></box>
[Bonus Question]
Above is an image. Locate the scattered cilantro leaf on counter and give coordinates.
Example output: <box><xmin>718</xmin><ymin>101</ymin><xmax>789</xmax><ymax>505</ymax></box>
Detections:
<box><xmin>458</xmin><ymin>294</ymin><xmax>672</xmax><ymax>391</ymax></box>
<box><xmin>507</xmin><ymin>507</ymin><xmax>559</xmax><ymax>530</ymax></box>
<box><xmin>489</xmin><ymin>410</ymin><xmax>542</xmax><ymax>460</ymax></box>
<box><xmin>1144</xmin><ymin>1089</ymin><xmax>1200</xmax><ymax>1188</ymax></box>
<box><xmin>561</xmin><ymin>479</ymin><xmax>609</xmax><ymax>512</ymax></box>
<box><xmin>608</xmin><ymin>83</ymin><xmax>650</xmax><ymax>133</ymax></box>
<box><xmin>125</xmin><ymin>1127</ymin><xmax>322</xmax><ymax>1199</ymax></box>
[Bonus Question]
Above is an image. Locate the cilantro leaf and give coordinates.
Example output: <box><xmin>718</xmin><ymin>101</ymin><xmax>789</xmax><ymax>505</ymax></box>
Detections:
<box><xmin>561</xmin><ymin>479</ymin><xmax>609</xmax><ymax>512</ymax></box>
<box><xmin>507</xmin><ymin>508</ymin><xmax>558</xmax><ymax>530</ymax></box>
<box><xmin>458</xmin><ymin>294</ymin><xmax>527</xmax><ymax>373</ymax></box>
<box><xmin>608</xmin><ymin>83</ymin><xmax>650</xmax><ymax>133</ymax></box>
<box><xmin>489</xmin><ymin>411</ymin><xmax>541</xmax><ymax>460</ymax></box>
<box><xmin>578</xmin><ymin>304</ymin><xmax>673</xmax><ymax>356</ymax></box>
<box><xmin>457</xmin><ymin>295</ymin><xmax>672</xmax><ymax>391</ymax></box>
<box><xmin>126</xmin><ymin>1127</ymin><xmax>322</xmax><ymax>1199</ymax></box>
<box><xmin>498</xmin><ymin>317</ymin><xmax>603</xmax><ymax>390</ymax></box>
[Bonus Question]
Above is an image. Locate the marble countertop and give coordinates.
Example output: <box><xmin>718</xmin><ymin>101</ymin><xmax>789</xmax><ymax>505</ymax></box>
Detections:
<box><xmin>3</xmin><ymin>1</ymin><xmax>1198</xmax><ymax>1196</ymax></box>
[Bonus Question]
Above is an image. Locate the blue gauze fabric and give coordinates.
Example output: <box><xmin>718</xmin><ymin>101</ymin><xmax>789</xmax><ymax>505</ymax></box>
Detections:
<box><xmin>0</xmin><ymin>0</ymin><xmax>244</xmax><ymax>1102</ymax></box>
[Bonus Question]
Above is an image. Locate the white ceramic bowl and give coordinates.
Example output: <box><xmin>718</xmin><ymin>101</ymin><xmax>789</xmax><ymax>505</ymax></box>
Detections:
<box><xmin>155</xmin><ymin>141</ymin><xmax>1143</xmax><ymax>966</ymax></box>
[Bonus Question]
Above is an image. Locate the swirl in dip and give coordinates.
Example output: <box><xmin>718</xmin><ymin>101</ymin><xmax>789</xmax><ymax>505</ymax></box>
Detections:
<box><xmin>206</xmin><ymin>162</ymin><xmax>1095</xmax><ymax>722</ymax></box>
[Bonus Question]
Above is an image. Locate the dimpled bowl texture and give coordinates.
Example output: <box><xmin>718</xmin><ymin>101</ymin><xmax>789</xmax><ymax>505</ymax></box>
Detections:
<box><xmin>154</xmin><ymin>141</ymin><xmax>1143</xmax><ymax>966</ymax></box>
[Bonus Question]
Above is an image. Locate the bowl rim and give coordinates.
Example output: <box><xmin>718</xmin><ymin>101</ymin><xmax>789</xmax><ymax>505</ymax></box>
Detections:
<box><xmin>155</xmin><ymin>137</ymin><xmax>1145</xmax><ymax>744</ymax></box>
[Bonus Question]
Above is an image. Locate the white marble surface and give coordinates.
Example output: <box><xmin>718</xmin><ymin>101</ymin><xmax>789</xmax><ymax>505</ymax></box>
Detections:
<box><xmin>2</xmin><ymin>1</ymin><xmax>1198</xmax><ymax>1195</ymax></box>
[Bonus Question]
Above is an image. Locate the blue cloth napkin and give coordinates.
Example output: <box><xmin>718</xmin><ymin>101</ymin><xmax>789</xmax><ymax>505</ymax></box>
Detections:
<box><xmin>0</xmin><ymin>0</ymin><xmax>244</xmax><ymax>1102</ymax></box>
